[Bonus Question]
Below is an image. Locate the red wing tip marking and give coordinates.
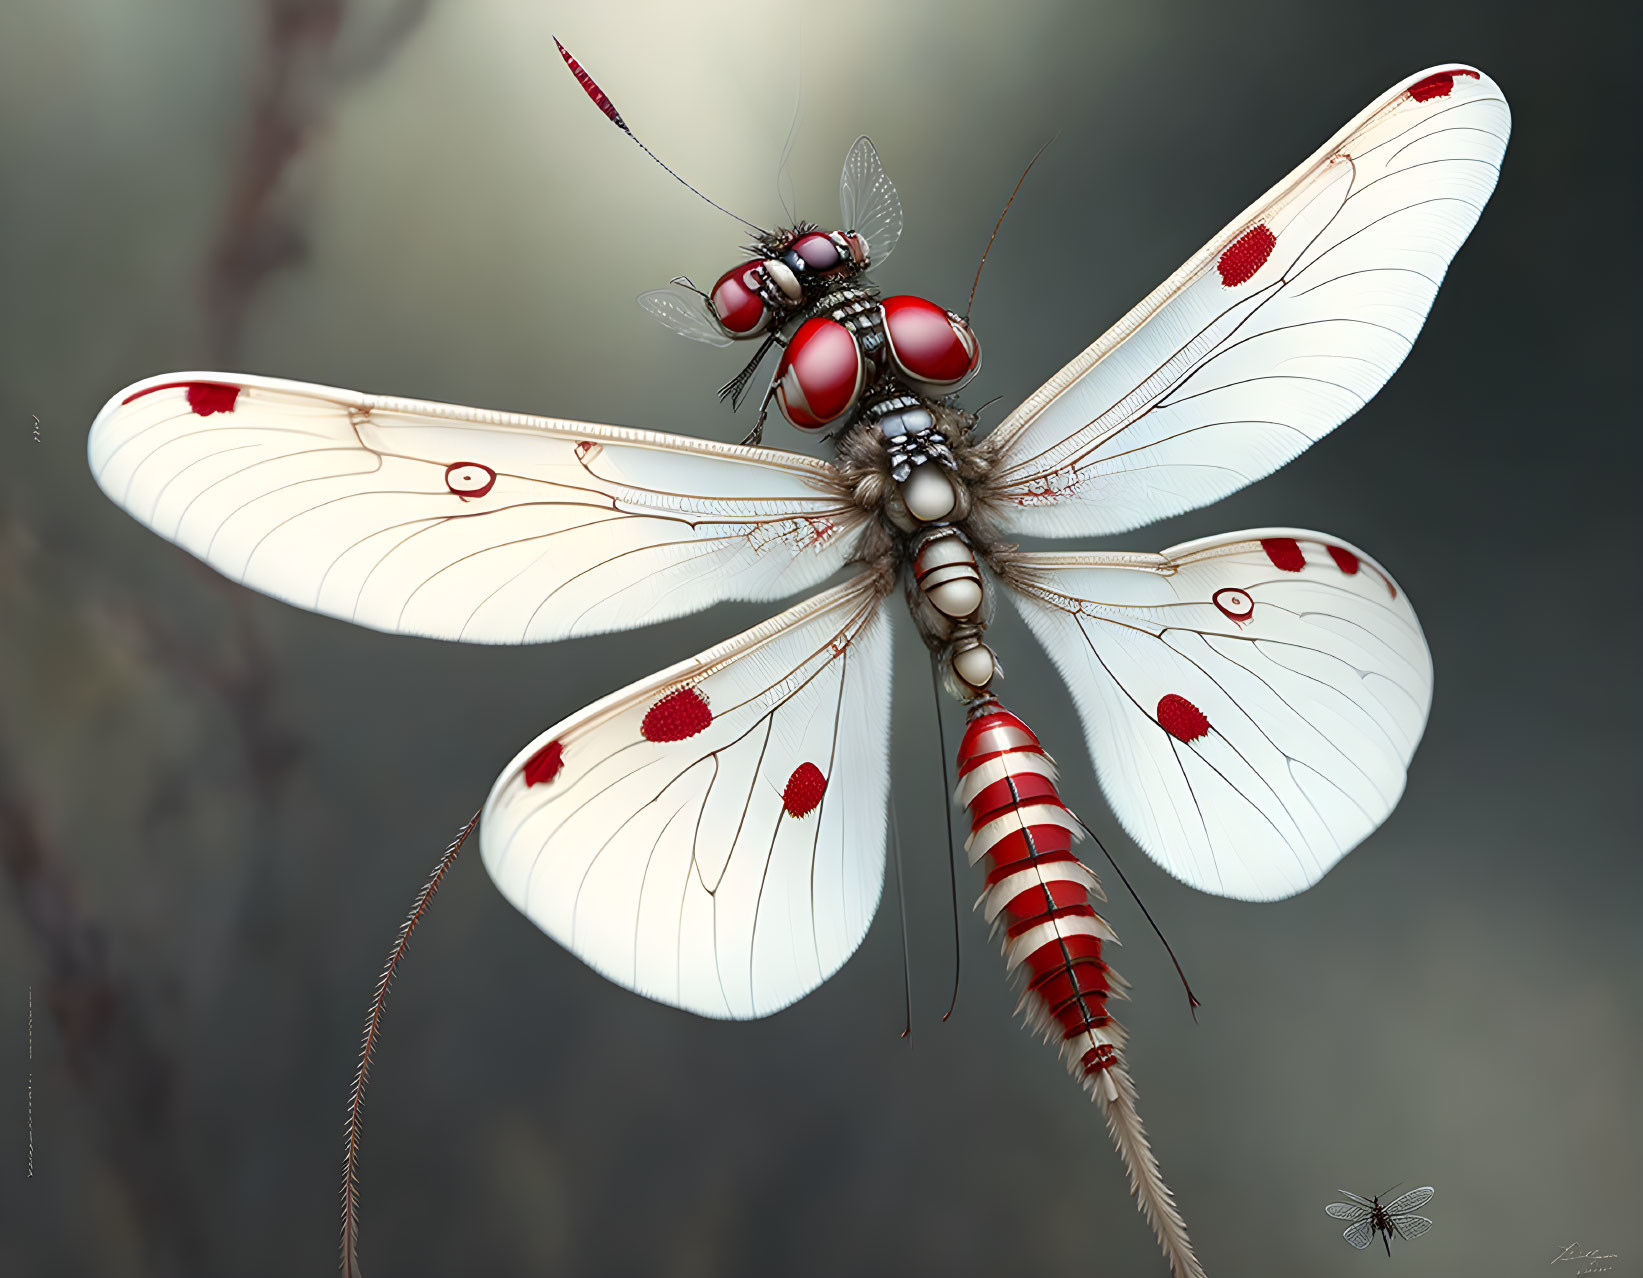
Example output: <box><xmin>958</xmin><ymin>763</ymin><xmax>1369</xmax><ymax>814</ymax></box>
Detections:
<box><xmin>1157</xmin><ymin>694</ymin><xmax>1210</xmax><ymax>743</ymax></box>
<box><xmin>1217</xmin><ymin>224</ymin><xmax>1277</xmax><ymax>287</ymax></box>
<box><xmin>121</xmin><ymin>380</ymin><xmax>241</xmax><ymax>415</ymax></box>
<box><xmin>1327</xmin><ymin>545</ymin><xmax>1361</xmax><ymax>575</ymax></box>
<box><xmin>1261</xmin><ymin>537</ymin><xmax>1306</xmax><ymax>572</ymax></box>
<box><xmin>641</xmin><ymin>687</ymin><xmax>712</xmax><ymax>742</ymax></box>
<box><xmin>444</xmin><ymin>461</ymin><xmax>497</xmax><ymax>499</ymax></box>
<box><xmin>781</xmin><ymin>763</ymin><xmax>828</xmax><ymax>817</ymax></box>
<box><xmin>574</xmin><ymin>440</ymin><xmax>602</xmax><ymax>464</ymax></box>
<box><xmin>523</xmin><ymin>740</ymin><xmax>565</xmax><ymax>787</ymax></box>
<box><xmin>1408</xmin><ymin>69</ymin><xmax>1480</xmax><ymax>101</ymax></box>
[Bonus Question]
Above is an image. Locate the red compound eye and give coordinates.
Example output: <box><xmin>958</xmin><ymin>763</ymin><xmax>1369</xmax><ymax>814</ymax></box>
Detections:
<box><xmin>710</xmin><ymin>260</ymin><xmax>773</xmax><ymax>336</ymax></box>
<box><xmin>774</xmin><ymin>318</ymin><xmax>865</xmax><ymax>431</ymax></box>
<box><xmin>881</xmin><ymin>295</ymin><xmax>981</xmax><ymax>395</ymax></box>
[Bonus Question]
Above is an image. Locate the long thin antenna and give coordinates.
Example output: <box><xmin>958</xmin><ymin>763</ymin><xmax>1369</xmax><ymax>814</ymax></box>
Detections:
<box><xmin>1070</xmin><ymin>811</ymin><xmax>1200</xmax><ymax>1019</ymax></box>
<box><xmin>965</xmin><ymin>135</ymin><xmax>1056</xmax><ymax>321</ymax></box>
<box><xmin>554</xmin><ymin>38</ymin><xmax>764</xmax><ymax>235</ymax></box>
<box><xmin>888</xmin><ymin>793</ymin><xmax>914</xmax><ymax>1041</ymax></box>
<box><xmin>929</xmin><ymin>657</ymin><xmax>962</xmax><ymax>1023</ymax></box>
<box><xmin>341</xmin><ymin>810</ymin><xmax>481</xmax><ymax>1278</ymax></box>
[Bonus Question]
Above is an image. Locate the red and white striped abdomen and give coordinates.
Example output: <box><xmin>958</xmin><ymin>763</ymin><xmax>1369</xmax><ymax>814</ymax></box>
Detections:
<box><xmin>957</xmin><ymin>702</ymin><xmax>1128</xmax><ymax>1099</ymax></box>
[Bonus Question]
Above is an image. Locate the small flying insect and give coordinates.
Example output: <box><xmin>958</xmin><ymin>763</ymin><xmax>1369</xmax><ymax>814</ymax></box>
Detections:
<box><xmin>1325</xmin><ymin>1185</ymin><xmax>1437</xmax><ymax>1254</ymax></box>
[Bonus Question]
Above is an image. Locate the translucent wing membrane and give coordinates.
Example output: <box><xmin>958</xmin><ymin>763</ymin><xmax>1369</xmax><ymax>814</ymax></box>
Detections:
<box><xmin>1325</xmin><ymin>1202</ymin><xmax>1372</xmax><ymax>1221</ymax></box>
<box><xmin>1341</xmin><ymin>1218</ymin><xmax>1376</xmax><ymax>1249</ymax></box>
<box><xmin>1385</xmin><ymin>1186</ymin><xmax>1436</xmax><ymax>1214</ymax></box>
<box><xmin>1002</xmin><ymin>529</ymin><xmax>1431</xmax><ymax>900</ymax></box>
<box><xmin>839</xmin><ymin>135</ymin><xmax>903</xmax><ymax>267</ymax></box>
<box><xmin>984</xmin><ymin>65</ymin><xmax>1510</xmax><ymax>538</ymax></box>
<box><xmin>88</xmin><ymin>373</ymin><xmax>862</xmax><ymax>644</ymax></box>
<box><xmin>639</xmin><ymin>285</ymin><xmax>733</xmax><ymax>347</ymax></box>
<box><xmin>480</xmin><ymin>575</ymin><xmax>894</xmax><ymax>1019</ymax></box>
<box><xmin>1392</xmin><ymin>1215</ymin><xmax>1433</xmax><ymax>1240</ymax></box>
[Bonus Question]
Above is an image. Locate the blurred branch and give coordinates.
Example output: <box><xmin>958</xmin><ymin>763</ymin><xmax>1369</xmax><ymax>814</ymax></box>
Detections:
<box><xmin>205</xmin><ymin>0</ymin><xmax>435</xmax><ymax>362</ymax></box>
<box><xmin>0</xmin><ymin>744</ymin><xmax>204</xmax><ymax>1273</ymax></box>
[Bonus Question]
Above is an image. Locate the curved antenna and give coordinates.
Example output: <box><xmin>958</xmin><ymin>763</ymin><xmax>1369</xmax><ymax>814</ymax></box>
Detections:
<box><xmin>554</xmin><ymin>38</ymin><xmax>765</xmax><ymax>236</ymax></box>
<box><xmin>964</xmin><ymin>135</ymin><xmax>1055</xmax><ymax>321</ymax></box>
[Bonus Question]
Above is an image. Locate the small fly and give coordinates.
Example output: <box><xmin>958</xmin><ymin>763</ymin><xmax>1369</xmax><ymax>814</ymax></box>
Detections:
<box><xmin>1325</xmin><ymin>1185</ymin><xmax>1436</xmax><ymax>1254</ymax></box>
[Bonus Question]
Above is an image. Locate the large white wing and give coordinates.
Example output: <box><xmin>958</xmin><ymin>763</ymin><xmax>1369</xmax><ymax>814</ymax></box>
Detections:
<box><xmin>839</xmin><ymin>135</ymin><xmax>903</xmax><ymax>268</ymax></box>
<box><xmin>1001</xmin><ymin>529</ymin><xmax>1431</xmax><ymax>901</ymax></box>
<box><xmin>481</xmin><ymin>574</ymin><xmax>893</xmax><ymax>1019</ymax></box>
<box><xmin>983</xmin><ymin>66</ymin><xmax>1509</xmax><ymax>537</ymax></box>
<box><xmin>88</xmin><ymin>372</ymin><xmax>863</xmax><ymax>643</ymax></box>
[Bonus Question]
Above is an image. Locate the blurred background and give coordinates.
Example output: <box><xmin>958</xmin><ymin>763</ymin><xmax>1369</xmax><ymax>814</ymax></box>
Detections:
<box><xmin>1</xmin><ymin>1</ymin><xmax>1638</xmax><ymax>1275</ymax></box>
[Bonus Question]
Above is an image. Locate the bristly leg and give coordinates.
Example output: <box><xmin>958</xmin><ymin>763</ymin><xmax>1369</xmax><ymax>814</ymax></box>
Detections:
<box><xmin>341</xmin><ymin>810</ymin><xmax>480</xmax><ymax>1278</ymax></box>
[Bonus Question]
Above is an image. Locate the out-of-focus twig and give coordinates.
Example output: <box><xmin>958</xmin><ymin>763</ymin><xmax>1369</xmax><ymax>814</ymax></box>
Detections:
<box><xmin>0</xmin><ymin>744</ymin><xmax>204</xmax><ymax>1273</ymax></box>
<box><xmin>205</xmin><ymin>0</ymin><xmax>434</xmax><ymax>362</ymax></box>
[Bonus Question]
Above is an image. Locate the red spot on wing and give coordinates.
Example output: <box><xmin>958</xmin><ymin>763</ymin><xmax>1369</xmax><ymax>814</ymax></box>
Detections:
<box><xmin>1212</xmin><ymin>587</ymin><xmax>1254</xmax><ymax>622</ymax></box>
<box><xmin>1408</xmin><ymin>68</ymin><xmax>1479</xmax><ymax>102</ymax></box>
<box><xmin>782</xmin><ymin>763</ymin><xmax>827</xmax><ymax>818</ymax></box>
<box><xmin>121</xmin><ymin>380</ymin><xmax>241</xmax><ymax>415</ymax></box>
<box><xmin>1157</xmin><ymin>694</ymin><xmax>1210</xmax><ymax>743</ymax></box>
<box><xmin>641</xmin><ymin>688</ymin><xmax>712</xmax><ymax>742</ymax></box>
<box><xmin>1217</xmin><ymin>224</ymin><xmax>1277</xmax><ymax>287</ymax></box>
<box><xmin>1261</xmin><ymin>537</ymin><xmax>1306</xmax><ymax>572</ymax></box>
<box><xmin>523</xmin><ymin>740</ymin><xmax>564</xmax><ymax>787</ymax></box>
<box><xmin>444</xmin><ymin>461</ymin><xmax>497</xmax><ymax>499</ymax></box>
<box><xmin>1327</xmin><ymin>545</ymin><xmax>1361</xmax><ymax>575</ymax></box>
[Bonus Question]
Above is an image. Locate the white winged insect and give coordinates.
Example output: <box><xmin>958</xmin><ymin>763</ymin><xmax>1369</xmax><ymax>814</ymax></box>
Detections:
<box><xmin>1326</xmin><ymin>1186</ymin><xmax>1437</xmax><ymax>1254</ymax></box>
<box><xmin>86</xmin><ymin>47</ymin><xmax>1507</xmax><ymax>1278</ymax></box>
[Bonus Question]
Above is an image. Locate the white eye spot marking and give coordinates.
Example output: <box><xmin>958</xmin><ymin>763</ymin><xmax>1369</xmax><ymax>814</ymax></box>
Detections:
<box><xmin>1213</xmin><ymin>588</ymin><xmax>1254</xmax><ymax>622</ymax></box>
<box><xmin>444</xmin><ymin>462</ymin><xmax>496</xmax><ymax>499</ymax></box>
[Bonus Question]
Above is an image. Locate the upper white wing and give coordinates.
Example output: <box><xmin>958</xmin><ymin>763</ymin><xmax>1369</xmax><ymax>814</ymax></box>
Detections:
<box><xmin>481</xmin><ymin>574</ymin><xmax>893</xmax><ymax>1019</ymax></box>
<box><xmin>839</xmin><ymin>135</ymin><xmax>903</xmax><ymax>268</ymax></box>
<box><xmin>88</xmin><ymin>372</ymin><xmax>863</xmax><ymax>643</ymax></box>
<box><xmin>1002</xmin><ymin>529</ymin><xmax>1431</xmax><ymax>901</ymax></box>
<box><xmin>984</xmin><ymin>66</ymin><xmax>1509</xmax><ymax>537</ymax></box>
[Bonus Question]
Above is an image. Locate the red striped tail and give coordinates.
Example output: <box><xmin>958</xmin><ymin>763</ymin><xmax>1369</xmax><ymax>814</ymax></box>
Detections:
<box><xmin>956</xmin><ymin>699</ymin><xmax>1206</xmax><ymax>1278</ymax></box>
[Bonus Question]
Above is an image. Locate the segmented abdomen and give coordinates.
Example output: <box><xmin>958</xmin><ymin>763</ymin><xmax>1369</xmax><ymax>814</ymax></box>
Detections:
<box><xmin>957</xmin><ymin>702</ymin><xmax>1128</xmax><ymax>1098</ymax></box>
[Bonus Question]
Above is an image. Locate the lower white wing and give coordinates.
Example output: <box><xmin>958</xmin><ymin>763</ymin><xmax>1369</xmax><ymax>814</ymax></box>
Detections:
<box><xmin>1342</xmin><ymin>1218</ymin><xmax>1375</xmax><ymax>1249</ymax></box>
<box><xmin>88</xmin><ymin>373</ymin><xmax>861</xmax><ymax>643</ymax></box>
<box><xmin>481</xmin><ymin>574</ymin><xmax>893</xmax><ymax>1019</ymax></box>
<box><xmin>984</xmin><ymin>66</ymin><xmax>1509</xmax><ymax>538</ymax></box>
<box><xmin>1002</xmin><ymin>530</ymin><xmax>1431</xmax><ymax>900</ymax></box>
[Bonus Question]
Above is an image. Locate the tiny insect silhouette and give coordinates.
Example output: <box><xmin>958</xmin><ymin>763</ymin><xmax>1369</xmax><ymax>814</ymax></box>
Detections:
<box><xmin>1325</xmin><ymin>1186</ymin><xmax>1436</xmax><ymax>1254</ymax></box>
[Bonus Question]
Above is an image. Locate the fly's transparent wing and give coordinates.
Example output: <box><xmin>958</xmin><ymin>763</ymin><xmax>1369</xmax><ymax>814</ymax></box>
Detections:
<box><xmin>481</xmin><ymin>574</ymin><xmax>894</xmax><ymax>1019</ymax></box>
<box><xmin>1325</xmin><ymin>1202</ymin><xmax>1372</xmax><ymax>1221</ymax></box>
<box><xmin>983</xmin><ymin>66</ymin><xmax>1509</xmax><ymax>538</ymax></box>
<box><xmin>1002</xmin><ymin>529</ymin><xmax>1430</xmax><ymax>900</ymax></box>
<box><xmin>1385</xmin><ymin>1186</ymin><xmax>1435</xmax><ymax>1214</ymax></box>
<box><xmin>1391</xmin><ymin>1214</ymin><xmax>1433</xmax><ymax>1240</ymax></box>
<box><xmin>639</xmin><ymin>285</ymin><xmax>733</xmax><ymax>347</ymax></box>
<box><xmin>1341</xmin><ymin>1218</ymin><xmax>1376</xmax><ymax>1249</ymax></box>
<box><xmin>839</xmin><ymin>135</ymin><xmax>903</xmax><ymax>267</ymax></box>
<box><xmin>89</xmin><ymin>373</ymin><xmax>863</xmax><ymax>643</ymax></box>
